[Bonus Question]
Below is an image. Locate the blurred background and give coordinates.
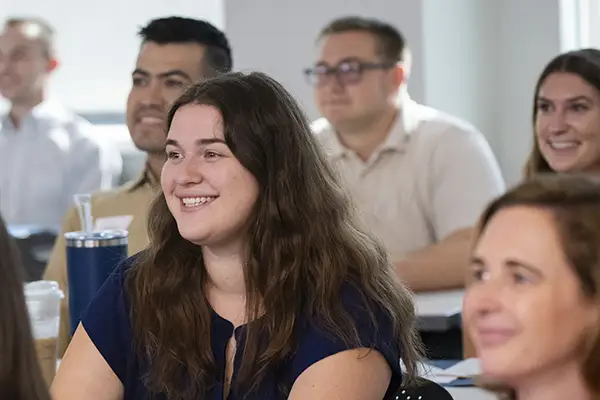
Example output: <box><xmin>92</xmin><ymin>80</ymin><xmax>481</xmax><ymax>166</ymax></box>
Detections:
<box><xmin>0</xmin><ymin>0</ymin><xmax>597</xmax><ymax>185</ymax></box>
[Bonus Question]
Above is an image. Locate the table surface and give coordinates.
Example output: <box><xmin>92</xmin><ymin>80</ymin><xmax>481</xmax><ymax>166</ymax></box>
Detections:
<box><xmin>447</xmin><ymin>387</ymin><xmax>495</xmax><ymax>399</ymax></box>
<box><xmin>427</xmin><ymin>359</ymin><xmax>489</xmax><ymax>399</ymax></box>
<box><xmin>414</xmin><ymin>289</ymin><xmax>464</xmax><ymax>318</ymax></box>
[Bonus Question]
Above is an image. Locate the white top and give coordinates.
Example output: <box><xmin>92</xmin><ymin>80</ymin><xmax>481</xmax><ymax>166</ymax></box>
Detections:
<box><xmin>0</xmin><ymin>100</ymin><xmax>123</xmax><ymax>226</ymax></box>
<box><xmin>312</xmin><ymin>96</ymin><xmax>506</xmax><ymax>260</ymax></box>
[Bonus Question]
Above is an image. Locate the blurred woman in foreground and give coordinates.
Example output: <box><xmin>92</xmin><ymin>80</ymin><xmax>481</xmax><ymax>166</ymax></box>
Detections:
<box><xmin>464</xmin><ymin>175</ymin><xmax>600</xmax><ymax>399</ymax></box>
<box><xmin>463</xmin><ymin>47</ymin><xmax>600</xmax><ymax>363</ymax></box>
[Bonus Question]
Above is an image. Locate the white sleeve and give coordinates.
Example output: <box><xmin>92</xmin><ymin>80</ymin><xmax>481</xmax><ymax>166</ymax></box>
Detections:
<box><xmin>65</xmin><ymin>120</ymin><xmax>123</xmax><ymax>198</ymax></box>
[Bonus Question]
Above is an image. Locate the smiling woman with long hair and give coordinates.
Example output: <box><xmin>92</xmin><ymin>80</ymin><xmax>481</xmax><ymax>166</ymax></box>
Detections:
<box><xmin>524</xmin><ymin>48</ymin><xmax>600</xmax><ymax>177</ymax></box>
<box><xmin>0</xmin><ymin>215</ymin><xmax>51</xmax><ymax>400</ymax></box>
<box><xmin>51</xmin><ymin>71</ymin><xmax>423</xmax><ymax>400</ymax></box>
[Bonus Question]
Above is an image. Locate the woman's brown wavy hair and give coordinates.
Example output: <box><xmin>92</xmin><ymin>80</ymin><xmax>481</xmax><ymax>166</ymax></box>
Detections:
<box><xmin>474</xmin><ymin>174</ymin><xmax>600</xmax><ymax>398</ymax></box>
<box><xmin>524</xmin><ymin>48</ymin><xmax>600</xmax><ymax>179</ymax></box>
<box><xmin>0</xmin><ymin>215</ymin><xmax>51</xmax><ymax>400</ymax></box>
<box><xmin>126</xmin><ymin>71</ymin><xmax>423</xmax><ymax>399</ymax></box>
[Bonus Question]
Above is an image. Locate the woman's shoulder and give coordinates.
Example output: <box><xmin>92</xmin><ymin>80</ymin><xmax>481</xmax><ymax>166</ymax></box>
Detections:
<box><xmin>336</xmin><ymin>281</ymin><xmax>393</xmax><ymax>325</ymax></box>
<box><xmin>106</xmin><ymin>250</ymin><xmax>148</xmax><ymax>285</ymax></box>
<box><xmin>120</xmin><ymin>250</ymin><xmax>147</xmax><ymax>272</ymax></box>
<box><xmin>83</xmin><ymin>251</ymin><xmax>146</xmax><ymax>323</ymax></box>
<box><xmin>287</xmin><ymin>281</ymin><xmax>401</xmax><ymax>380</ymax></box>
<box><xmin>294</xmin><ymin>282</ymin><xmax>395</xmax><ymax>355</ymax></box>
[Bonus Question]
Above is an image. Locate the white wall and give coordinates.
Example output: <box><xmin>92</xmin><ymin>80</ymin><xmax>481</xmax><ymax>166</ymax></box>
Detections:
<box><xmin>495</xmin><ymin>0</ymin><xmax>563</xmax><ymax>184</ymax></box>
<box><xmin>1</xmin><ymin>0</ymin><xmax>579</xmax><ymax>184</ymax></box>
<box><xmin>421</xmin><ymin>0</ymin><xmax>500</xmax><ymax>150</ymax></box>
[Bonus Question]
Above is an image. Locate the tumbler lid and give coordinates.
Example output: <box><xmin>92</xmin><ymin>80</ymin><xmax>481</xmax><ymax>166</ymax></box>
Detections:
<box><xmin>64</xmin><ymin>229</ymin><xmax>128</xmax><ymax>248</ymax></box>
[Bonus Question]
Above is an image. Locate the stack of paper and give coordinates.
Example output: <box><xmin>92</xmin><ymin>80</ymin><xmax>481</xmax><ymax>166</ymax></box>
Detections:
<box><xmin>402</xmin><ymin>358</ymin><xmax>482</xmax><ymax>385</ymax></box>
<box><xmin>427</xmin><ymin>358</ymin><xmax>481</xmax><ymax>385</ymax></box>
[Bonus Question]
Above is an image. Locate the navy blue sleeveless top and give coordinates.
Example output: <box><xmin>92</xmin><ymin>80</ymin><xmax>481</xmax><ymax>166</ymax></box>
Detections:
<box><xmin>82</xmin><ymin>255</ymin><xmax>403</xmax><ymax>399</ymax></box>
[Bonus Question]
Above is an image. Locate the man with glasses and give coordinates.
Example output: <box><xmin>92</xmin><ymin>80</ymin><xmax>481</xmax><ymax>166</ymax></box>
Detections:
<box><xmin>307</xmin><ymin>16</ymin><xmax>505</xmax><ymax>292</ymax></box>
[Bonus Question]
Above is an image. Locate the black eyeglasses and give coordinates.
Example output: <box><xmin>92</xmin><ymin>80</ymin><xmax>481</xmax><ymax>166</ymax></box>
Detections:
<box><xmin>303</xmin><ymin>59</ymin><xmax>396</xmax><ymax>87</ymax></box>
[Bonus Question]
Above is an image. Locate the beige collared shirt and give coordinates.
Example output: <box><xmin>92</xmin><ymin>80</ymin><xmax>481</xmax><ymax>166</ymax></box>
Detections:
<box><xmin>44</xmin><ymin>168</ymin><xmax>158</xmax><ymax>355</ymax></box>
<box><xmin>312</xmin><ymin>98</ymin><xmax>505</xmax><ymax>261</ymax></box>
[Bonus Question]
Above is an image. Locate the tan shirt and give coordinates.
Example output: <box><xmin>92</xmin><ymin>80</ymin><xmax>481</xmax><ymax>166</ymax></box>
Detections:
<box><xmin>312</xmin><ymin>97</ymin><xmax>505</xmax><ymax>261</ymax></box>
<box><xmin>44</xmin><ymin>169</ymin><xmax>158</xmax><ymax>355</ymax></box>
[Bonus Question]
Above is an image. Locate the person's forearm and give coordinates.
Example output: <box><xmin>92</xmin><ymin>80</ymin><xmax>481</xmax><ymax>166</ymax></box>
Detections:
<box><xmin>394</xmin><ymin>227</ymin><xmax>474</xmax><ymax>292</ymax></box>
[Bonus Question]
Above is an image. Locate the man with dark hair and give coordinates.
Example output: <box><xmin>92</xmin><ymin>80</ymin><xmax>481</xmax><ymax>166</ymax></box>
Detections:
<box><xmin>137</xmin><ymin>16</ymin><xmax>232</xmax><ymax>77</ymax></box>
<box><xmin>44</xmin><ymin>16</ymin><xmax>232</xmax><ymax>355</ymax></box>
<box><xmin>127</xmin><ymin>16</ymin><xmax>232</xmax><ymax>181</ymax></box>
<box><xmin>0</xmin><ymin>17</ymin><xmax>123</xmax><ymax>226</ymax></box>
<box><xmin>307</xmin><ymin>16</ymin><xmax>505</xmax><ymax>292</ymax></box>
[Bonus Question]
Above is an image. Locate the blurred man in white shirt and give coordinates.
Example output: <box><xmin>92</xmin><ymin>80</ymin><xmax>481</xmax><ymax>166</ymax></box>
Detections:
<box><xmin>0</xmin><ymin>17</ymin><xmax>122</xmax><ymax>226</ymax></box>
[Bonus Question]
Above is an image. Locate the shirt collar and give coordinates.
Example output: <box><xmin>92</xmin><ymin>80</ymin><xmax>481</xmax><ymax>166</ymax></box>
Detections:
<box><xmin>128</xmin><ymin>164</ymin><xmax>160</xmax><ymax>192</ymax></box>
<box><xmin>1</xmin><ymin>98</ymin><xmax>71</xmax><ymax>132</ymax></box>
<box><xmin>30</xmin><ymin>99</ymin><xmax>72</xmax><ymax>123</ymax></box>
<box><xmin>317</xmin><ymin>92</ymin><xmax>420</xmax><ymax>159</ymax></box>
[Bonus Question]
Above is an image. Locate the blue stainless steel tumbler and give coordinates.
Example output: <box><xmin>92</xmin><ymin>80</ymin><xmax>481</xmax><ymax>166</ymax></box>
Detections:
<box><xmin>65</xmin><ymin>229</ymin><xmax>128</xmax><ymax>335</ymax></box>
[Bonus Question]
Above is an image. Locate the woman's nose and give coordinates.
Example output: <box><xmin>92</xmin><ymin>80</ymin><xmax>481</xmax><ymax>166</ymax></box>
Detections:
<box><xmin>175</xmin><ymin>157</ymin><xmax>204</xmax><ymax>186</ymax></box>
<box><xmin>547</xmin><ymin>112</ymin><xmax>569</xmax><ymax>135</ymax></box>
<box><xmin>466</xmin><ymin>280</ymin><xmax>504</xmax><ymax>317</ymax></box>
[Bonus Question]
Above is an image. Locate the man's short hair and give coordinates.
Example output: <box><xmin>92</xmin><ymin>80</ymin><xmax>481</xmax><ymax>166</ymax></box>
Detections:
<box><xmin>139</xmin><ymin>17</ymin><xmax>232</xmax><ymax>77</ymax></box>
<box><xmin>319</xmin><ymin>16</ymin><xmax>411</xmax><ymax>72</ymax></box>
<box><xmin>5</xmin><ymin>17</ymin><xmax>55</xmax><ymax>58</ymax></box>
